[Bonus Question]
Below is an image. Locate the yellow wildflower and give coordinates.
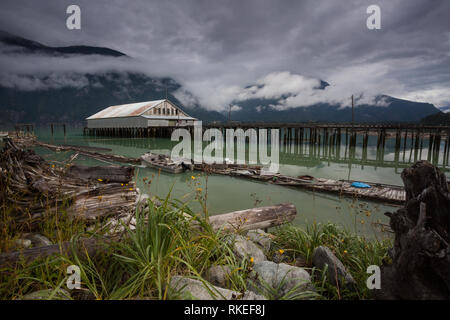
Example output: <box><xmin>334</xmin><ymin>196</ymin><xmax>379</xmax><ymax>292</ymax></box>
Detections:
<box><xmin>129</xmin><ymin>188</ymin><xmax>133</xmax><ymax>191</ymax></box>
<box><xmin>191</xmin><ymin>176</ymin><xmax>196</xmax><ymax>180</ymax></box>
<box><xmin>51</xmin><ymin>164</ymin><xmax>55</xmax><ymax>168</ymax></box>
<box><xmin>196</xmin><ymin>187</ymin><xmax>202</xmax><ymax>192</ymax></box>
<box><xmin>279</xmin><ymin>249</ymin><xmax>284</xmax><ymax>255</ymax></box>
<box><xmin>343</xmin><ymin>250</ymin><xmax>348</xmax><ymax>254</ymax></box>
<box><xmin>97</xmin><ymin>179</ymin><xmax>103</xmax><ymax>182</ymax></box>
<box><xmin>121</xmin><ymin>183</ymin><xmax>124</xmax><ymax>186</ymax></box>
<box><xmin>250</xmin><ymin>257</ymin><xmax>254</xmax><ymax>263</ymax></box>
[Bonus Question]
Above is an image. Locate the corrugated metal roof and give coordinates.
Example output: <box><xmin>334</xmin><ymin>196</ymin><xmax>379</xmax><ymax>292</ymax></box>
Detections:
<box><xmin>87</xmin><ymin>100</ymin><xmax>166</xmax><ymax>120</ymax></box>
<box><xmin>142</xmin><ymin>115</ymin><xmax>196</xmax><ymax>120</ymax></box>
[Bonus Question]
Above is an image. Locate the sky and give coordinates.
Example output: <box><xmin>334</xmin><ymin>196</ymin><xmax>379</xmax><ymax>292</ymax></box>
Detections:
<box><xmin>0</xmin><ymin>0</ymin><xmax>449</xmax><ymax>111</ymax></box>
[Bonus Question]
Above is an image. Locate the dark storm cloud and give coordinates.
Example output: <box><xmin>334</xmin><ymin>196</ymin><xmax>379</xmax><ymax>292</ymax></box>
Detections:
<box><xmin>0</xmin><ymin>0</ymin><xmax>449</xmax><ymax>109</ymax></box>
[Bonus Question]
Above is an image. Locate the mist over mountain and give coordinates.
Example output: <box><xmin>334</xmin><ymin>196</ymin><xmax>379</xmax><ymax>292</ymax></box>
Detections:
<box><xmin>0</xmin><ymin>30</ymin><xmax>126</xmax><ymax>57</ymax></box>
<box><xmin>0</xmin><ymin>32</ymin><xmax>441</xmax><ymax>126</ymax></box>
<box><xmin>0</xmin><ymin>31</ymin><xmax>225</xmax><ymax>126</ymax></box>
<box><xmin>227</xmin><ymin>95</ymin><xmax>439</xmax><ymax>123</ymax></box>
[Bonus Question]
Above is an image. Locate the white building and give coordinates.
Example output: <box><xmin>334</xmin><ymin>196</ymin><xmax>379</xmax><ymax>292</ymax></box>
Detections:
<box><xmin>86</xmin><ymin>99</ymin><xmax>197</xmax><ymax>129</ymax></box>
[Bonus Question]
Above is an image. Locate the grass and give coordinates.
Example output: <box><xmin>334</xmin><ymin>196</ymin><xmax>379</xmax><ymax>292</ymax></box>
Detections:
<box><xmin>0</xmin><ymin>185</ymin><xmax>392</xmax><ymax>300</ymax></box>
<box><xmin>271</xmin><ymin>222</ymin><xmax>392</xmax><ymax>299</ymax></box>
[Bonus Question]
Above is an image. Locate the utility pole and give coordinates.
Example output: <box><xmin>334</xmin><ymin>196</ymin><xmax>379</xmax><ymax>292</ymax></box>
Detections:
<box><xmin>351</xmin><ymin>95</ymin><xmax>354</xmax><ymax>128</ymax></box>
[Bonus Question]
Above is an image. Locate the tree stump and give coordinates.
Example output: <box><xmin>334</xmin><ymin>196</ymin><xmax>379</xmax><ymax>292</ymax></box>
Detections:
<box><xmin>378</xmin><ymin>160</ymin><xmax>450</xmax><ymax>299</ymax></box>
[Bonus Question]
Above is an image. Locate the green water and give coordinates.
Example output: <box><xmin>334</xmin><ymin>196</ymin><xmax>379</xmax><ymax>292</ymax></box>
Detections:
<box><xmin>30</xmin><ymin>126</ymin><xmax>450</xmax><ymax>239</ymax></box>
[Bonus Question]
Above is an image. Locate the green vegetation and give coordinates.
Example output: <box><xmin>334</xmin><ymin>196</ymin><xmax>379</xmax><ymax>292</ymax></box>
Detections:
<box><xmin>271</xmin><ymin>223</ymin><xmax>391</xmax><ymax>299</ymax></box>
<box><xmin>0</xmin><ymin>189</ymin><xmax>392</xmax><ymax>300</ymax></box>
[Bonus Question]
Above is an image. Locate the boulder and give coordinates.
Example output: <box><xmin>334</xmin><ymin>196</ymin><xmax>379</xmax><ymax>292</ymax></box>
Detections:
<box><xmin>312</xmin><ymin>246</ymin><xmax>356</xmax><ymax>289</ymax></box>
<box><xmin>232</xmin><ymin>235</ymin><xmax>266</xmax><ymax>263</ymax></box>
<box><xmin>21</xmin><ymin>288</ymin><xmax>71</xmax><ymax>300</ymax></box>
<box><xmin>169</xmin><ymin>276</ymin><xmax>265</xmax><ymax>300</ymax></box>
<box><xmin>247</xmin><ymin>261</ymin><xmax>315</xmax><ymax>299</ymax></box>
<box><xmin>204</xmin><ymin>265</ymin><xmax>232</xmax><ymax>288</ymax></box>
<box><xmin>24</xmin><ymin>233</ymin><xmax>52</xmax><ymax>247</ymax></box>
<box><xmin>14</xmin><ymin>239</ymin><xmax>31</xmax><ymax>249</ymax></box>
<box><xmin>246</xmin><ymin>229</ymin><xmax>273</xmax><ymax>252</ymax></box>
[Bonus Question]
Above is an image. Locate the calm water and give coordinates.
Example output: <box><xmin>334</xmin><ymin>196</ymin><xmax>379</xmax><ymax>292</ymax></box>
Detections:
<box><xmin>28</xmin><ymin>126</ymin><xmax>450</xmax><ymax>238</ymax></box>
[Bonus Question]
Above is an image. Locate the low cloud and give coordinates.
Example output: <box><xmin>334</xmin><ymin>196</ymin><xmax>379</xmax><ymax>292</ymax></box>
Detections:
<box><xmin>0</xmin><ymin>0</ymin><xmax>449</xmax><ymax>112</ymax></box>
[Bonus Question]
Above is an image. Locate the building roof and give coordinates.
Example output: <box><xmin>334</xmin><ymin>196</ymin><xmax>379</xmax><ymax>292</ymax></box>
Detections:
<box><xmin>142</xmin><ymin>115</ymin><xmax>196</xmax><ymax>120</ymax></box>
<box><xmin>86</xmin><ymin>99</ymin><xmax>195</xmax><ymax>120</ymax></box>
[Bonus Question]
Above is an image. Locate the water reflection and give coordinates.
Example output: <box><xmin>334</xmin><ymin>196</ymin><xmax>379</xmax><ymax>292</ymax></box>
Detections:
<box><xmin>33</xmin><ymin>127</ymin><xmax>449</xmax><ymax>238</ymax></box>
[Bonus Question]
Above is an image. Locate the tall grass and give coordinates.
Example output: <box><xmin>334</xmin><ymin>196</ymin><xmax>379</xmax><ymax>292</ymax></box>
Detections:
<box><xmin>271</xmin><ymin>223</ymin><xmax>391</xmax><ymax>299</ymax></box>
<box><xmin>0</xmin><ymin>186</ymin><xmax>392</xmax><ymax>300</ymax></box>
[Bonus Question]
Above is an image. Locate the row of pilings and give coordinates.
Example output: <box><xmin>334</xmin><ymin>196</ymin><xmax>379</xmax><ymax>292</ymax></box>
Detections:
<box><xmin>81</xmin><ymin>124</ymin><xmax>450</xmax><ymax>167</ymax></box>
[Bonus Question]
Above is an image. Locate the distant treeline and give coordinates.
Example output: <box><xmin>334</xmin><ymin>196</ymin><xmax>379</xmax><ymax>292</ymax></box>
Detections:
<box><xmin>420</xmin><ymin>112</ymin><xmax>450</xmax><ymax>126</ymax></box>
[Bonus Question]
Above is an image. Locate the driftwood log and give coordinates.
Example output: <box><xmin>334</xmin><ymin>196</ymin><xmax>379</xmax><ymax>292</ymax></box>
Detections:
<box><xmin>35</xmin><ymin>141</ymin><xmax>140</xmax><ymax>164</ymax></box>
<box><xmin>66</xmin><ymin>165</ymin><xmax>134</xmax><ymax>183</ymax></box>
<box><xmin>207</xmin><ymin>203</ymin><xmax>296</xmax><ymax>232</ymax></box>
<box><xmin>0</xmin><ymin>203</ymin><xmax>296</xmax><ymax>268</ymax></box>
<box><xmin>378</xmin><ymin>160</ymin><xmax>450</xmax><ymax>299</ymax></box>
<box><xmin>0</xmin><ymin>238</ymin><xmax>110</xmax><ymax>269</ymax></box>
<box><xmin>0</xmin><ymin>138</ymin><xmax>137</xmax><ymax>226</ymax></box>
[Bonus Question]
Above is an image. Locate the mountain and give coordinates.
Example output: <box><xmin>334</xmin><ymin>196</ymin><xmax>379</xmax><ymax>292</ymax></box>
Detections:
<box><xmin>0</xmin><ymin>30</ymin><xmax>126</xmax><ymax>57</ymax></box>
<box><xmin>0</xmin><ymin>31</ymin><xmax>225</xmax><ymax>126</ymax></box>
<box><xmin>0</xmin><ymin>31</ymin><xmax>441</xmax><ymax>126</ymax></box>
<box><xmin>228</xmin><ymin>95</ymin><xmax>440</xmax><ymax>123</ymax></box>
<box><xmin>421</xmin><ymin>112</ymin><xmax>450</xmax><ymax>126</ymax></box>
<box><xmin>438</xmin><ymin>106</ymin><xmax>450</xmax><ymax>113</ymax></box>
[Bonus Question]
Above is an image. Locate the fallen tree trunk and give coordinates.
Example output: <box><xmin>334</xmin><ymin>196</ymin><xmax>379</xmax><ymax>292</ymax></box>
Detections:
<box><xmin>0</xmin><ymin>237</ymin><xmax>112</xmax><ymax>268</ymax></box>
<box><xmin>66</xmin><ymin>165</ymin><xmax>135</xmax><ymax>183</ymax></box>
<box><xmin>35</xmin><ymin>141</ymin><xmax>140</xmax><ymax>164</ymax></box>
<box><xmin>207</xmin><ymin>203</ymin><xmax>297</xmax><ymax>232</ymax></box>
<box><xmin>0</xmin><ymin>203</ymin><xmax>296</xmax><ymax>268</ymax></box>
<box><xmin>377</xmin><ymin>160</ymin><xmax>450</xmax><ymax>299</ymax></box>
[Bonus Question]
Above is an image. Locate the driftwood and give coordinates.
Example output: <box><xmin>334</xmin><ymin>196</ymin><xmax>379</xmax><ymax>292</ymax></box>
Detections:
<box><xmin>0</xmin><ymin>203</ymin><xmax>296</xmax><ymax>268</ymax></box>
<box><xmin>378</xmin><ymin>160</ymin><xmax>450</xmax><ymax>299</ymax></box>
<box><xmin>0</xmin><ymin>237</ymin><xmax>112</xmax><ymax>269</ymax></box>
<box><xmin>67</xmin><ymin>165</ymin><xmax>134</xmax><ymax>183</ymax></box>
<box><xmin>35</xmin><ymin>141</ymin><xmax>140</xmax><ymax>164</ymax></box>
<box><xmin>0</xmin><ymin>138</ymin><xmax>137</xmax><ymax>226</ymax></box>
<box><xmin>207</xmin><ymin>203</ymin><xmax>296</xmax><ymax>232</ymax></box>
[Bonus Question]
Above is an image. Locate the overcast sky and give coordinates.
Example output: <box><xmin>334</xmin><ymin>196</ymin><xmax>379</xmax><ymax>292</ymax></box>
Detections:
<box><xmin>0</xmin><ymin>0</ymin><xmax>449</xmax><ymax>111</ymax></box>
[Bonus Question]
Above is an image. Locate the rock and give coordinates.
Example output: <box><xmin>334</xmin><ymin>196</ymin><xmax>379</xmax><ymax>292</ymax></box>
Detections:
<box><xmin>232</xmin><ymin>235</ymin><xmax>266</xmax><ymax>263</ymax></box>
<box><xmin>22</xmin><ymin>288</ymin><xmax>71</xmax><ymax>300</ymax></box>
<box><xmin>271</xmin><ymin>251</ymin><xmax>289</xmax><ymax>264</ymax></box>
<box><xmin>103</xmin><ymin>213</ymin><xmax>136</xmax><ymax>235</ymax></box>
<box><xmin>312</xmin><ymin>246</ymin><xmax>356</xmax><ymax>289</ymax></box>
<box><xmin>24</xmin><ymin>233</ymin><xmax>52</xmax><ymax>247</ymax></box>
<box><xmin>247</xmin><ymin>261</ymin><xmax>315</xmax><ymax>299</ymax></box>
<box><xmin>246</xmin><ymin>229</ymin><xmax>273</xmax><ymax>252</ymax></box>
<box><xmin>70</xmin><ymin>288</ymin><xmax>96</xmax><ymax>300</ymax></box>
<box><xmin>204</xmin><ymin>265</ymin><xmax>232</xmax><ymax>288</ymax></box>
<box><xmin>294</xmin><ymin>256</ymin><xmax>308</xmax><ymax>268</ymax></box>
<box><xmin>169</xmin><ymin>276</ymin><xmax>265</xmax><ymax>300</ymax></box>
<box><xmin>136</xmin><ymin>193</ymin><xmax>150</xmax><ymax>209</ymax></box>
<box><xmin>14</xmin><ymin>239</ymin><xmax>31</xmax><ymax>249</ymax></box>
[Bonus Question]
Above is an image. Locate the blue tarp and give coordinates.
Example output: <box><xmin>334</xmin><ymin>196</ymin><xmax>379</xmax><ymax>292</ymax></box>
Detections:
<box><xmin>351</xmin><ymin>182</ymin><xmax>371</xmax><ymax>188</ymax></box>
